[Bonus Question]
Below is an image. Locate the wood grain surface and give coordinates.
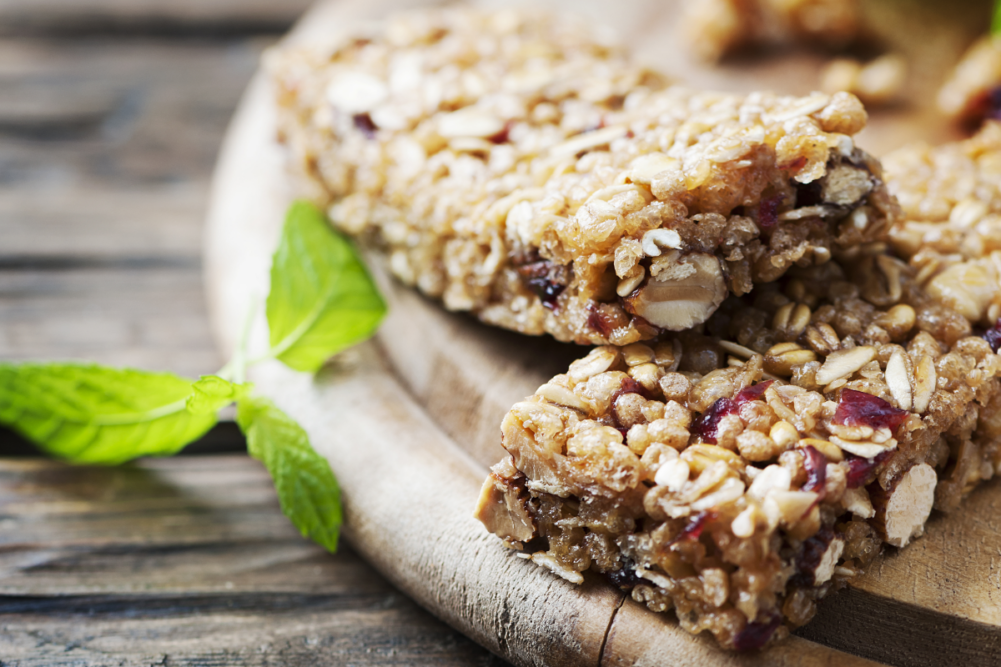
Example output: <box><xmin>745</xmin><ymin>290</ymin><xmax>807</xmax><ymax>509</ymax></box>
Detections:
<box><xmin>0</xmin><ymin>457</ymin><xmax>506</xmax><ymax>666</ymax></box>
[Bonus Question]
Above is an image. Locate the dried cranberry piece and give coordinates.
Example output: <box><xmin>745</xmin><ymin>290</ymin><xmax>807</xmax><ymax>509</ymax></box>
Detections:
<box><xmin>757</xmin><ymin>193</ymin><xmax>784</xmax><ymax>230</ymax></box>
<box><xmin>780</xmin><ymin>155</ymin><xmax>808</xmax><ymax>173</ymax></box>
<box><xmin>587</xmin><ymin>304</ymin><xmax>614</xmax><ymax>338</ymax></box>
<box><xmin>790</xmin><ymin>525</ymin><xmax>835</xmax><ymax>588</ymax></box>
<box><xmin>801</xmin><ymin>445</ymin><xmax>827</xmax><ymax>496</ymax></box>
<box><xmin>517</xmin><ymin>260</ymin><xmax>566</xmax><ymax>310</ymax></box>
<box><xmin>612</xmin><ymin>376</ymin><xmax>653</xmax><ymax>404</ymax></box>
<box><xmin>844</xmin><ymin>449</ymin><xmax>893</xmax><ymax>489</ymax></box>
<box><xmin>690</xmin><ymin>397</ymin><xmax>736</xmax><ymax>444</ymax></box>
<box><xmin>487</xmin><ymin>120</ymin><xmax>513</xmax><ymax>145</ymax></box>
<box><xmin>982</xmin><ymin>318</ymin><xmax>1001</xmax><ymax>353</ymax></box>
<box><xmin>606</xmin><ymin>561</ymin><xmax>641</xmax><ymax>591</ymax></box>
<box><xmin>734</xmin><ymin>380</ymin><xmax>773</xmax><ymax>406</ymax></box>
<box><xmin>833</xmin><ymin>389</ymin><xmax>908</xmax><ymax>432</ymax></box>
<box><xmin>352</xmin><ymin>112</ymin><xmax>378</xmax><ymax>138</ymax></box>
<box><xmin>528</xmin><ymin>279</ymin><xmax>564</xmax><ymax>309</ymax></box>
<box><xmin>794</xmin><ymin>180</ymin><xmax>823</xmax><ymax>208</ymax></box>
<box><xmin>691</xmin><ymin>381</ymin><xmax>772</xmax><ymax>444</ymax></box>
<box><xmin>734</xmin><ymin>612</ymin><xmax>782</xmax><ymax>651</ymax></box>
<box><xmin>669</xmin><ymin>510</ymin><xmax>716</xmax><ymax>546</ymax></box>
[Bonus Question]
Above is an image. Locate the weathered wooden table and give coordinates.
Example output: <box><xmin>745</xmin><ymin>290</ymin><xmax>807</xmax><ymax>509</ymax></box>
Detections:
<box><xmin>0</xmin><ymin>2</ymin><xmax>506</xmax><ymax>663</ymax></box>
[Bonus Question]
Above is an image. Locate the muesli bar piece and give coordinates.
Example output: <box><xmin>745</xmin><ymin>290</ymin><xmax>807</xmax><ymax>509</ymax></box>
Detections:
<box><xmin>682</xmin><ymin>0</ymin><xmax>860</xmax><ymax>62</ymax></box>
<box><xmin>269</xmin><ymin>6</ymin><xmax>897</xmax><ymax>346</ymax></box>
<box><xmin>883</xmin><ymin>121</ymin><xmax>1001</xmax><ymax>329</ymax></box>
<box><xmin>475</xmin><ymin>255</ymin><xmax>1001</xmax><ymax>650</ymax></box>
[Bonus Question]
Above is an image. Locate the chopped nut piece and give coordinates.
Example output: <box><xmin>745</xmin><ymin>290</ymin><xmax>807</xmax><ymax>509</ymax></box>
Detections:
<box><xmin>536</xmin><ymin>383</ymin><xmax>589</xmax><ymax>412</ymax></box>
<box><xmin>912</xmin><ymin>356</ymin><xmax>937</xmax><ymax>414</ymax></box>
<box><xmin>815</xmin><ymin>346</ymin><xmax>876</xmax><ymax>385</ymax></box>
<box><xmin>764</xmin><ymin>343</ymin><xmax>817</xmax><ymax>376</ymax></box>
<box><xmin>655</xmin><ymin>458</ymin><xmax>690</xmax><ymax>491</ymax></box>
<box><xmin>641</xmin><ymin>228</ymin><xmax>684</xmax><ymax>256</ymax></box>
<box><xmin>474</xmin><ymin>473</ymin><xmax>536</xmax><ymax>543</ymax></box>
<box><xmin>870</xmin><ymin>464</ymin><xmax>937</xmax><ymax>548</ymax></box>
<box><xmin>813</xmin><ymin>538</ymin><xmax>846</xmax><ymax>585</ymax></box>
<box><xmin>841</xmin><ymin>486</ymin><xmax>875</xmax><ymax>519</ymax></box>
<box><xmin>885</xmin><ymin>349</ymin><xmax>912</xmax><ymax>410</ymax></box>
<box><xmin>624</xmin><ymin>253</ymin><xmax>727</xmax><ymax>331</ymax></box>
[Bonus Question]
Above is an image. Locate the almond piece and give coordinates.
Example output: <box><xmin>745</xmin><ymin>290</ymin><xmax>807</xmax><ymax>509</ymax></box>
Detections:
<box><xmin>623</xmin><ymin>252</ymin><xmax>727</xmax><ymax>330</ymax></box>
<box><xmin>808</xmin><ymin>536</ymin><xmax>846</xmax><ymax>586</ymax></box>
<box><xmin>474</xmin><ymin>473</ymin><xmax>536</xmax><ymax>543</ymax></box>
<box><xmin>869</xmin><ymin>463</ymin><xmax>937</xmax><ymax>547</ymax></box>
<box><xmin>815</xmin><ymin>345</ymin><xmax>876</xmax><ymax>385</ymax></box>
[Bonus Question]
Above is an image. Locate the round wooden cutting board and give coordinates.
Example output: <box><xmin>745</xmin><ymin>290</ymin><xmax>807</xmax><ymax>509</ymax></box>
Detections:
<box><xmin>204</xmin><ymin>1</ymin><xmax>1001</xmax><ymax>665</ymax></box>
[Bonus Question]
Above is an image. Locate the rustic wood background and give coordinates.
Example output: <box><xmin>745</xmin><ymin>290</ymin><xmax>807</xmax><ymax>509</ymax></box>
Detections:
<box><xmin>0</xmin><ymin>1</ymin><xmax>508</xmax><ymax>663</ymax></box>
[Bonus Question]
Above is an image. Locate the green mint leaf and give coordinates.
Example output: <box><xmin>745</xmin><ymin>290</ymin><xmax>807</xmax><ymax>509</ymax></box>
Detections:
<box><xmin>266</xmin><ymin>200</ymin><xmax>386</xmax><ymax>373</ymax></box>
<box><xmin>236</xmin><ymin>395</ymin><xmax>342</xmax><ymax>552</ymax></box>
<box><xmin>994</xmin><ymin>0</ymin><xmax>1001</xmax><ymax>36</ymax></box>
<box><xmin>0</xmin><ymin>363</ymin><xmax>215</xmax><ymax>464</ymax></box>
<box><xmin>186</xmin><ymin>375</ymin><xmax>251</xmax><ymax>415</ymax></box>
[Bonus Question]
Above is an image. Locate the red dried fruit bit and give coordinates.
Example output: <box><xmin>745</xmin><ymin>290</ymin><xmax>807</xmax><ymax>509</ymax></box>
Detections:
<box><xmin>845</xmin><ymin>449</ymin><xmax>893</xmax><ymax>489</ymax></box>
<box><xmin>801</xmin><ymin>445</ymin><xmax>828</xmax><ymax>496</ymax></box>
<box><xmin>982</xmin><ymin>318</ymin><xmax>1001</xmax><ymax>353</ymax></box>
<box><xmin>612</xmin><ymin>377</ymin><xmax>654</xmax><ymax>406</ymax></box>
<box><xmin>669</xmin><ymin>510</ymin><xmax>716</xmax><ymax>546</ymax></box>
<box><xmin>790</xmin><ymin>525</ymin><xmax>835</xmax><ymax>588</ymax></box>
<box><xmin>691</xmin><ymin>397</ymin><xmax>735</xmax><ymax>444</ymax></box>
<box><xmin>757</xmin><ymin>194</ymin><xmax>784</xmax><ymax>230</ymax></box>
<box><xmin>734</xmin><ymin>380</ymin><xmax>773</xmax><ymax>406</ymax></box>
<box><xmin>487</xmin><ymin>120</ymin><xmax>513</xmax><ymax>145</ymax></box>
<box><xmin>780</xmin><ymin>155</ymin><xmax>808</xmax><ymax>173</ymax></box>
<box><xmin>352</xmin><ymin>112</ymin><xmax>378</xmax><ymax>138</ymax></box>
<box><xmin>834</xmin><ymin>389</ymin><xmax>908</xmax><ymax>432</ymax></box>
<box><xmin>587</xmin><ymin>303</ymin><xmax>614</xmax><ymax>338</ymax></box>
<box><xmin>734</xmin><ymin>612</ymin><xmax>782</xmax><ymax>651</ymax></box>
<box><xmin>517</xmin><ymin>261</ymin><xmax>566</xmax><ymax>310</ymax></box>
<box><xmin>692</xmin><ymin>381</ymin><xmax>772</xmax><ymax>444</ymax></box>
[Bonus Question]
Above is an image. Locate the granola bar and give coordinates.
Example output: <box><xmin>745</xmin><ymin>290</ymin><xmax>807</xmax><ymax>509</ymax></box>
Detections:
<box><xmin>883</xmin><ymin>121</ymin><xmax>1001</xmax><ymax>328</ymax></box>
<box><xmin>475</xmin><ymin>256</ymin><xmax>1001</xmax><ymax>650</ymax></box>
<box><xmin>269</xmin><ymin>7</ymin><xmax>897</xmax><ymax>346</ymax></box>
<box><xmin>682</xmin><ymin>0</ymin><xmax>860</xmax><ymax>62</ymax></box>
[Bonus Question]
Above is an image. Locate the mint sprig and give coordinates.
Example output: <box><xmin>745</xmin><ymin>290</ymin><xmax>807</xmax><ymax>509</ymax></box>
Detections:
<box><xmin>0</xmin><ymin>201</ymin><xmax>382</xmax><ymax>553</ymax></box>
<box><xmin>266</xmin><ymin>201</ymin><xmax>386</xmax><ymax>372</ymax></box>
<box><xmin>0</xmin><ymin>363</ymin><xmax>216</xmax><ymax>465</ymax></box>
<box><xmin>238</xmin><ymin>395</ymin><xmax>342</xmax><ymax>551</ymax></box>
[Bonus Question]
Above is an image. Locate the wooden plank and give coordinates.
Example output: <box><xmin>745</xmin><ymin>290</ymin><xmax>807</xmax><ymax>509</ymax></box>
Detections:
<box><xmin>0</xmin><ymin>457</ymin><xmax>505</xmax><ymax>666</ymax></box>
<box><xmin>0</xmin><ymin>0</ymin><xmax>312</xmax><ymax>35</ymax></box>
<box><xmin>0</xmin><ymin>266</ymin><xmax>221</xmax><ymax>377</ymax></box>
<box><xmin>0</xmin><ymin>38</ymin><xmax>265</xmax><ymax>259</ymax></box>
